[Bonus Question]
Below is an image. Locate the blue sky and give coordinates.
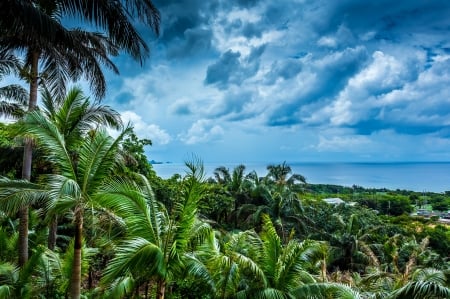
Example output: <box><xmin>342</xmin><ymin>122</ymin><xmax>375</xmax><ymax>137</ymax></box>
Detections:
<box><xmin>39</xmin><ymin>1</ymin><xmax>450</xmax><ymax>163</ymax></box>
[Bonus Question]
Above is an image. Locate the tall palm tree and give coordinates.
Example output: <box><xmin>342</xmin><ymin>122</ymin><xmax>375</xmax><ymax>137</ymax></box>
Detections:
<box><xmin>2</xmin><ymin>9</ymin><xmax>119</xmax><ymax>266</ymax></box>
<box><xmin>266</xmin><ymin>162</ymin><xmax>306</xmax><ymax>188</ymax></box>
<box><xmin>233</xmin><ymin>164</ymin><xmax>307</xmax><ymax>239</ymax></box>
<box><xmin>0</xmin><ymin>0</ymin><xmax>160</xmax><ymax>65</ymax></box>
<box><xmin>40</xmin><ymin>86</ymin><xmax>122</xmax><ymax>250</ymax></box>
<box><xmin>101</xmin><ymin>159</ymin><xmax>209</xmax><ymax>299</ymax></box>
<box><xmin>12</xmin><ymin>109</ymin><xmax>131</xmax><ymax>298</ymax></box>
<box><xmin>1</xmin><ymin>0</ymin><xmax>159</xmax><ymax>266</ymax></box>
<box><xmin>214</xmin><ymin>165</ymin><xmax>250</xmax><ymax>228</ymax></box>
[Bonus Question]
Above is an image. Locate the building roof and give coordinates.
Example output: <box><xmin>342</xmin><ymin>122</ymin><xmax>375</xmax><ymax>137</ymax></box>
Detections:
<box><xmin>323</xmin><ymin>197</ymin><xmax>345</xmax><ymax>205</ymax></box>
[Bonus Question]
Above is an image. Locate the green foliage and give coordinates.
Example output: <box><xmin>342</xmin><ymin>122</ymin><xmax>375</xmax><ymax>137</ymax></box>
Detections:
<box><xmin>100</xmin><ymin>158</ymin><xmax>210</xmax><ymax>298</ymax></box>
<box><xmin>121</xmin><ymin>131</ymin><xmax>155</xmax><ymax>178</ymax></box>
<box><xmin>430</xmin><ymin>196</ymin><xmax>449</xmax><ymax>212</ymax></box>
<box><xmin>1</xmin><ymin>126</ymin><xmax>450</xmax><ymax>299</ymax></box>
<box><xmin>359</xmin><ymin>193</ymin><xmax>413</xmax><ymax>216</ymax></box>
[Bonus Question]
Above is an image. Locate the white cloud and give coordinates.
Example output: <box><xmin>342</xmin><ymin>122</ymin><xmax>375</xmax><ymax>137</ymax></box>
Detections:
<box><xmin>317</xmin><ymin>36</ymin><xmax>337</xmax><ymax>48</ymax></box>
<box><xmin>99</xmin><ymin>0</ymin><xmax>450</xmax><ymax>163</ymax></box>
<box><xmin>351</xmin><ymin>51</ymin><xmax>405</xmax><ymax>90</ymax></box>
<box><xmin>309</xmin><ymin>50</ymin><xmax>413</xmax><ymax>126</ymax></box>
<box><xmin>120</xmin><ymin>111</ymin><xmax>171</xmax><ymax>145</ymax></box>
<box><xmin>179</xmin><ymin>119</ymin><xmax>224</xmax><ymax>145</ymax></box>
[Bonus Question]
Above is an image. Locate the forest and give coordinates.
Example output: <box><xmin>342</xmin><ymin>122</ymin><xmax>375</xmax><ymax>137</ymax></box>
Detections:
<box><xmin>1</xmin><ymin>1</ymin><xmax>449</xmax><ymax>298</ymax></box>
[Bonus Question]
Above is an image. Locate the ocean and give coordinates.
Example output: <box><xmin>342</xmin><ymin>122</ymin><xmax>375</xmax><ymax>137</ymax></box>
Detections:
<box><xmin>151</xmin><ymin>162</ymin><xmax>450</xmax><ymax>193</ymax></box>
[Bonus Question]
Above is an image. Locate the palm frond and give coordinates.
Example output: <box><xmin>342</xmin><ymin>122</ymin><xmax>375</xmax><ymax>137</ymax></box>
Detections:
<box><xmin>78</xmin><ymin>127</ymin><xmax>130</xmax><ymax>193</ymax></box>
<box><xmin>260</xmin><ymin>214</ymin><xmax>281</xmax><ymax>281</ymax></box>
<box><xmin>17</xmin><ymin>111</ymin><xmax>77</xmax><ymax>179</ymax></box>
<box><xmin>390</xmin><ymin>280</ymin><xmax>450</xmax><ymax>299</ymax></box>
<box><xmin>293</xmin><ymin>282</ymin><xmax>363</xmax><ymax>299</ymax></box>
<box><xmin>95</xmin><ymin>177</ymin><xmax>162</xmax><ymax>245</ymax></box>
<box><xmin>0</xmin><ymin>49</ymin><xmax>21</xmax><ymax>78</ymax></box>
<box><xmin>184</xmin><ymin>253</ymin><xmax>216</xmax><ymax>294</ymax></box>
<box><xmin>170</xmin><ymin>158</ymin><xmax>206</xmax><ymax>258</ymax></box>
<box><xmin>102</xmin><ymin>237</ymin><xmax>164</xmax><ymax>284</ymax></box>
<box><xmin>0</xmin><ymin>85</ymin><xmax>28</xmax><ymax>109</ymax></box>
<box><xmin>100</xmin><ymin>276</ymin><xmax>135</xmax><ymax>299</ymax></box>
<box><xmin>59</xmin><ymin>0</ymin><xmax>160</xmax><ymax>63</ymax></box>
<box><xmin>0</xmin><ymin>177</ymin><xmax>48</xmax><ymax>215</ymax></box>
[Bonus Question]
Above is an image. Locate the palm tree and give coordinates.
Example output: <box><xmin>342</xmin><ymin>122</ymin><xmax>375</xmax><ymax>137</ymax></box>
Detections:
<box><xmin>0</xmin><ymin>49</ymin><xmax>28</xmax><ymax>119</ymax></box>
<box><xmin>39</xmin><ymin>86</ymin><xmax>122</xmax><ymax>250</ymax></box>
<box><xmin>1</xmin><ymin>0</ymin><xmax>159</xmax><ymax>265</ymax></box>
<box><xmin>358</xmin><ymin>235</ymin><xmax>450</xmax><ymax>298</ymax></box>
<box><xmin>0</xmin><ymin>0</ymin><xmax>160</xmax><ymax>65</ymax></box>
<box><xmin>196</xmin><ymin>229</ymin><xmax>266</xmax><ymax>298</ymax></box>
<box><xmin>40</xmin><ymin>86</ymin><xmax>122</xmax><ymax>150</ymax></box>
<box><xmin>2</xmin><ymin>10</ymin><xmax>119</xmax><ymax>267</ymax></box>
<box><xmin>214</xmin><ymin>165</ymin><xmax>251</xmax><ymax>228</ymax></box>
<box><xmin>236</xmin><ymin>214</ymin><xmax>328</xmax><ymax>298</ymax></box>
<box><xmin>101</xmin><ymin>159</ymin><xmax>209</xmax><ymax>299</ymax></box>
<box><xmin>12</xmin><ymin>109</ymin><xmax>132</xmax><ymax>298</ymax></box>
<box><xmin>327</xmin><ymin>213</ymin><xmax>381</xmax><ymax>273</ymax></box>
<box><xmin>266</xmin><ymin>162</ymin><xmax>306</xmax><ymax>188</ymax></box>
<box><xmin>264</xmin><ymin>163</ymin><xmax>307</xmax><ymax>238</ymax></box>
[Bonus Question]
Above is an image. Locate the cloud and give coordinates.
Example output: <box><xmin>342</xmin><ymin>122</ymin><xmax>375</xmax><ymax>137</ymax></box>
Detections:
<box><xmin>101</xmin><ymin>0</ymin><xmax>450</xmax><ymax>162</ymax></box>
<box><xmin>168</xmin><ymin>98</ymin><xmax>193</xmax><ymax>116</ymax></box>
<box><xmin>179</xmin><ymin>119</ymin><xmax>224</xmax><ymax>144</ymax></box>
<box><xmin>204</xmin><ymin>45</ymin><xmax>265</xmax><ymax>88</ymax></box>
<box><xmin>307</xmin><ymin>50</ymin><xmax>411</xmax><ymax>127</ymax></box>
<box><xmin>120</xmin><ymin>111</ymin><xmax>171</xmax><ymax>145</ymax></box>
<box><xmin>266</xmin><ymin>46</ymin><xmax>368</xmax><ymax>127</ymax></box>
<box><xmin>166</xmin><ymin>28</ymin><xmax>213</xmax><ymax>58</ymax></box>
<box><xmin>204</xmin><ymin>50</ymin><xmax>241</xmax><ymax>86</ymax></box>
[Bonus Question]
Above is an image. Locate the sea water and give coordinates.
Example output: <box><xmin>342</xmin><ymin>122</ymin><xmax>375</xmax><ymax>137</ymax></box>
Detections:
<box><xmin>151</xmin><ymin>162</ymin><xmax>450</xmax><ymax>193</ymax></box>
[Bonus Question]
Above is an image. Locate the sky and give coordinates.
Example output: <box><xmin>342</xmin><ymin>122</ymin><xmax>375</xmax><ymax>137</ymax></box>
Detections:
<box><xmin>11</xmin><ymin>0</ymin><xmax>450</xmax><ymax>164</ymax></box>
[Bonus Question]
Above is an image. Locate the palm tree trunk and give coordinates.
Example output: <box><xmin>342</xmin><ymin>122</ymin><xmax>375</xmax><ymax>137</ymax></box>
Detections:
<box><xmin>48</xmin><ymin>215</ymin><xmax>58</xmax><ymax>250</ymax></box>
<box><xmin>18</xmin><ymin>50</ymin><xmax>40</xmax><ymax>266</ymax></box>
<box><xmin>156</xmin><ymin>279</ymin><xmax>166</xmax><ymax>299</ymax></box>
<box><xmin>70</xmin><ymin>207</ymin><xmax>83</xmax><ymax>299</ymax></box>
<box><xmin>18</xmin><ymin>207</ymin><xmax>29</xmax><ymax>266</ymax></box>
<box><xmin>321</xmin><ymin>258</ymin><xmax>327</xmax><ymax>282</ymax></box>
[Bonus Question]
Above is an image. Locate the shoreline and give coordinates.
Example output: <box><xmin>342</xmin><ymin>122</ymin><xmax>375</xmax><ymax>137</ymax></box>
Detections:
<box><xmin>151</xmin><ymin>162</ymin><xmax>450</xmax><ymax>193</ymax></box>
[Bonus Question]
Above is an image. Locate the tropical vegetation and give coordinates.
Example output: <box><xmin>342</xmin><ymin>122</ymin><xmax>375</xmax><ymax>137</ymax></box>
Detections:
<box><xmin>1</xmin><ymin>1</ymin><xmax>449</xmax><ymax>299</ymax></box>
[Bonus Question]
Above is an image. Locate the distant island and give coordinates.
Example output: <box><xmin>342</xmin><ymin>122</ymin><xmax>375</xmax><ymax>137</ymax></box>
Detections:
<box><xmin>149</xmin><ymin>160</ymin><xmax>172</xmax><ymax>164</ymax></box>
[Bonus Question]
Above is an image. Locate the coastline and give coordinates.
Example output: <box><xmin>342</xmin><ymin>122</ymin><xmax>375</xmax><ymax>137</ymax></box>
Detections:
<box><xmin>151</xmin><ymin>161</ymin><xmax>450</xmax><ymax>193</ymax></box>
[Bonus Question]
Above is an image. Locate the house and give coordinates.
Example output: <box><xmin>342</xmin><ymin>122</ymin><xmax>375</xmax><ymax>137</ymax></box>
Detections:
<box><xmin>323</xmin><ymin>197</ymin><xmax>345</xmax><ymax>205</ymax></box>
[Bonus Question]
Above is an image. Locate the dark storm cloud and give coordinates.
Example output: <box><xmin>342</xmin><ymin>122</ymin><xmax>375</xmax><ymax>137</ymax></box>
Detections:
<box><xmin>352</xmin><ymin>120</ymin><xmax>446</xmax><ymax>137</ymax></box>
<box><xmin>152</xmin><ymin>0</ymin><xmax>219</xmax><ymax>58</ymax></box>
<box><xmin>313</xmin><ymin>1</ymin><xmax>450</xmax><ymax>33</ymax></box>
<box><xmin>266</xmin><ymin>46</ymin><xmax>369</xmax><ymax>127</ymax></box>
<box><xmin>266</xmin><ymin>59</ymin><xmax>302</xmax><ymax>83</ymax></box>
<box><xmin>152</xmin><ymin>0</ymin><xmax>263</xmax><ymax>56</ymax></box>
<box><xmin>214</xmin><ymin>89</ymin><xmax>255</xmax><ymax>119</ymax></box>
<box><xmin>204</xmin><ymin>50</ymin><xmax>241</xmax><ymax>86</ymax></box>
<box><xmin>235</xmin><ymin>0</ymin><xmax>259</xmax><ymax>8</ymax></box>
<box><xmin>166</xmin><ymin>28</ymin><xmax>213</xmax><ymax>58</ymax></box>
<box><xmin>121</xmin><ymin>0</ymin><xmax>450</xmax><ymax>162</ymax></box>
<box><xmin>204</xmin><ymin>45</ymin><xmax>266</xmax><ymax>88</ymax></box>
